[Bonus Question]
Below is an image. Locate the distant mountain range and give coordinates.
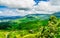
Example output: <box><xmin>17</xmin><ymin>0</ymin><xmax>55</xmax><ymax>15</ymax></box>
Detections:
<box><xmin>0</xmin><ymin>12</ymin><xmax>60</xmax><ymax>20</ymax></box>
<box><xmin>25</xmin><ymin>14</ymin><xmax>51</xmax><ymax>20</ymax></box>
<box><xmin>0</xmin><ymin>16</ymin><xmax>22</xmax><ymax>20</ymax></box>
<box><xmin>53</xmin><ymin>12</ymin><xmax>60</xmax><ymax>18</ymax></box>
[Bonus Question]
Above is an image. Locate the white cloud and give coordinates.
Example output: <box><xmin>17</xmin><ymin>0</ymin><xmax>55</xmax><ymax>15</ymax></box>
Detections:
<box><xmin>0</xmin><ymin>0</ymin><xmax>35</xmax><ymax>8</ymax></box>
<box><xmin>33</xmin><ymin>1</ymin><xmax>60</xmax><ymax>14</ymax></box>
<box><xmin>0</xmin><ymin>9</ymin><xmax>22</xmax><ymax>16</ymax></box>
<box><xmin>16</xmin><ymin>1</ymin><xmax>60</xmax><ymax>16</ymax></box>
<box><xmin>34</xmin><ymin>1</ymin><xmax>51</xmax><ymax>11</ymax></box>
<box><xmin>15</xmin><ymin>1</ymin><xmax>55</xmax><ymax>16</ymax></box>
<box><xmin>16</xmin><ymin>9</ymin><xmax>34</xmax><ymax>16</ymax></box>
<box><xmin>50</xmin><ymin>0</ymin><xmax>60</xmax><ymax>5</ymax></box>
<box><xmin>0</xmin><ymin>0</ymin><xmax>60</xmax><ymax>16</ymax></box>
<box><xmin>0</xmin><ymin>11</ymin><xmax>2</xmax><ymax>13</ymax></box>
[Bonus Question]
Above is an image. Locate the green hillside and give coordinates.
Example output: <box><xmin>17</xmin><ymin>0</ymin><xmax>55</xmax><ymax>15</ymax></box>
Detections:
<box><xmin>0</xmin><ymin>16</ymin><xmax>60</xmax><ymax>38</ymax></box>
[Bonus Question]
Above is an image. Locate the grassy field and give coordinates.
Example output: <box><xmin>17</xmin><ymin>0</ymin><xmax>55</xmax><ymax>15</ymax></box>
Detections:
<box><xmin>0</xmin><ymin>16</ymin><xmax>60</xmax><ymax>38</ymax></box>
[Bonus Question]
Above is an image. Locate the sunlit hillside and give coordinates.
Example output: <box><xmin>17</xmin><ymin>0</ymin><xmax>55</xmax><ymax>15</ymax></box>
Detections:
<box><xmin>0</xmin><ymin>15</ymin><xmax>59</xmax><ymax>38</ymax></box>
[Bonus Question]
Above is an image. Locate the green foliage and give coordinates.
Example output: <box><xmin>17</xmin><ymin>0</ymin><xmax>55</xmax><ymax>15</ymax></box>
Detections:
<box><xmin>34</xmin><ymin>16</ymin><xmax>60</xmax><ymax>38</ymax></box>
<box><xmin>0</xmin><ymin>15</ymin><xmax>48</xmax><ymax>30</ymax></box>
<box><xmin>0</xmin><ymin>16</ymin><xmax>60</xmax><ymax>38</ymax></box>
<box><xmin>0</xmin><ymin>22</ymin><xmax>11</xmax><ymax>30</ymax></box>
<box><xmin>0</xmin><ymin>19</ymin><xmax>48</xmax><ymax>30</ymax></box>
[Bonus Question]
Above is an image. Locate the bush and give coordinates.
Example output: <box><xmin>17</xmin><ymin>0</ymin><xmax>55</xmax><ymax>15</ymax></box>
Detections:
<box><xmin>35</xmin><ymin>16</ymin><xmax>60</xmax><ymax>38</ymax></box>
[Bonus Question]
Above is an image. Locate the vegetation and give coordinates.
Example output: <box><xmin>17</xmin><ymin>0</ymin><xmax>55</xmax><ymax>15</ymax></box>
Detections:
<box><xmin>0</xmin><ymin>16</ymin><xmax>60</xmax><ymax>38</ymax></box>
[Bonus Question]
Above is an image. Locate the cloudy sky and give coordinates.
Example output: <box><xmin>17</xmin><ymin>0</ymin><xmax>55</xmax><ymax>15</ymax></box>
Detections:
<box><xmin>0</xmin><ymin>0</ymin><xmax>60</xmax><ymax>16</ymax></box>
